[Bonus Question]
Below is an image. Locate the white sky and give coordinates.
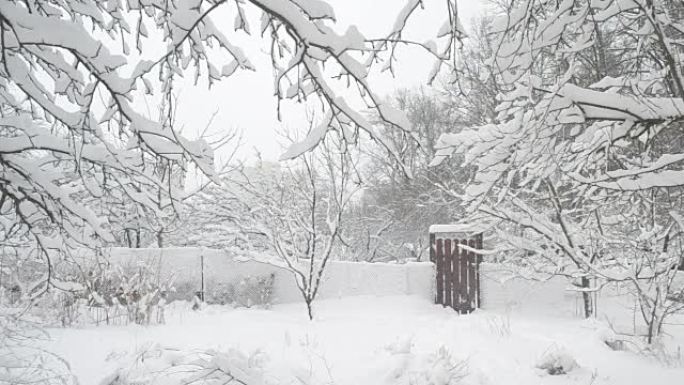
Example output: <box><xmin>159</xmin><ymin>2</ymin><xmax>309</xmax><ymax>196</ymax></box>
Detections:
<box><xmin>167</xmin><ymin>1</ymin><xmax>489</xmax><ymax>164</ymax></box>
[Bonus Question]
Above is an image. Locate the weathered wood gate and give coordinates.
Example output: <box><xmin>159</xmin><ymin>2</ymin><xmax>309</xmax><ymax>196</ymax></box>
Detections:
<box><xmin>429</xmin><ymin>225</ymin><xmax>483</xmax><ymax>314</ymax></box>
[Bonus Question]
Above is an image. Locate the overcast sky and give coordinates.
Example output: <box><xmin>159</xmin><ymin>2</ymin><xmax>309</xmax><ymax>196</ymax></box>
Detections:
<box><xmin>168</xmin><ymin>1</ymin><xmax>489</xmax><ymax>165</ymax></box>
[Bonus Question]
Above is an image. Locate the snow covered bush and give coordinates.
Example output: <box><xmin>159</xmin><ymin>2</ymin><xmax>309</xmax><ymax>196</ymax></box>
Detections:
<box><xmin>28</xmin><ymin>290</ymin><xmax>87</xmax><ymax>327</ymax></box>
<box><xmin>0</xmin><ymin>316</ymin><xmax>77</xmax><ymax>385</ymax></box>
<box><xmin>485</xmin><ymin>313</ymin><xmax>512</xmax><ymax>339</ymax></box>
<box><xmin>642</xmin><ymin>340</ymin><xmax>684</xmax><ymax>368</ymax></box>
<box><xmin>1</xmin><ymin>255</ymin><xmax>86</xmax><ymax>326</ymax></box>
<box><xmin>206</xmin><ymin>282</ymin><xmax>234</xmax><ymax>306</ymax></box>
<box><xmin>535</xmin><ymin>346</ymin><xmax>578</xmax><ymax>376</ymax></box>
<box><xmin>84</xmin><ymin>262</ymin><xmax>174</xmax><ymax>325</ymax></box>
<box><xmin>601</xmin><ymin>324</ymin><xmax>684</xmax><ymax>367</ymax></box>
<box><xmin>384</xmin><ymin>338</ymin><xmax>468</xmax><ymax>385</ymax></box>
<box><xmin>101</xmin><ymin>345</ymin><xmax>267</xmax><ymax>385</ymax></box>
<box><xmin>24</xmin><ymin>259</ymin><xmax>174</xmax><ymax>326</ymax></box>
<box><xmin>234</xmin><ymin>274</ymin><xmax>275</xmax><ymax>308</ymax></box>
<box><xmin>207</xmin><ymin>273</ymin><xmax>275</xmax><ymax>308</ymax></box>
<box><xmin>603</xmin><ymin>336</ymin><xmax>628</xmax><ymax>352</ymax></box>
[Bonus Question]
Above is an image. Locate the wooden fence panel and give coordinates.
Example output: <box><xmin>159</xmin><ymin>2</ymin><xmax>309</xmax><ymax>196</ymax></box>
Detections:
<box><xmin>430</xmin><ymin>231</ymin><xmax>483</xmax><ymax>314</ymax></box>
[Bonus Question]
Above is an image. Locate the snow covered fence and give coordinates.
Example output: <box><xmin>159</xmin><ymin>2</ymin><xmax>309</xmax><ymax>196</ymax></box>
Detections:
<box><xmin>479</xmin><ymin>263</ymin><xmax>584</xmax><ymax>316</ymax></box>
<box><xmin>100</xmin><ymin>249</ymin><xmax>584</xmax><ymax>313</ymax></box>
<box><xmin>105</xmin><ymin>248</ymin><xmax>435</xmax><ymax>304</ymax></box>
<box><xmin>76</xmin><ymin>248</ymin><xmax>650</xmax><ymax>320</ymax></box>
<box><xmin>479</xmin><ymin>263</ymin><xmax>681</xmax><ymax>333</ymax></box>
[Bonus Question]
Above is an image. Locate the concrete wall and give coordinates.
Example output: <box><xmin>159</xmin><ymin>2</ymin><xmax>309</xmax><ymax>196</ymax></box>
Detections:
<box><xmin>479</xmin><ymin>263</ymin><xmax>585</xmax><ymax>317</ymax></box>
<box><xmin>104</xmin><ymin>248</ymin><xmax>435</xmax><ymax>304</ymax></box>
<box><xmin>89</xmin><ymin>248</ymin><xmax>654</xmax><ymax>329</ymax></box>
<box><xmin>101</xmin><ymin>248</ymin><xmax>586</xmax><ymax>313</ymax></box>
<box><xmin>477</xmin><ymin>263</ymin><xmax>679</xmax><ymax>334</ymax></box>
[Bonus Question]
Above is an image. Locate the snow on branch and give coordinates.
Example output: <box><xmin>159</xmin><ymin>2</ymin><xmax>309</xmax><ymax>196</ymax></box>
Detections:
<box><xmin>0</xmin><ymin>0</ymin><xmax>461</xmax><ymax>295</ymax></box>
<box><xmin>428</xmin><ymin>0</ymin><xmax>684</xmax><ymax>322</ymax></box>
<box><xmin>252</xmin><ymin>0</ymin><xmax>462</xmax><ymax>164</ymax></box>
<box><xmin>554</xmin><ymin>84</ymin><xmax>684</xmax><ymax>123</ymax></box>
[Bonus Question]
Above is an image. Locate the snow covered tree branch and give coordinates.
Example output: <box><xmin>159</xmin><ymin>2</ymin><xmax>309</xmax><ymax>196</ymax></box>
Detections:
<box><xmin>431</xmin><ymin>1</ymin><xmax>684</xmax><ymax>327</ymax></box>
<box><xmin>0</xmin><ymin>0</ymin><xmax>462</xmax><ymax>298</ymax></box>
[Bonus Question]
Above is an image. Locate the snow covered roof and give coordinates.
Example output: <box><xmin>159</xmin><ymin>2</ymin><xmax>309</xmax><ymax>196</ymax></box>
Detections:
<box><xmin>429</xmin><ymin>223</ymin><xmax>491</xmax><ymax>235</ymax></box>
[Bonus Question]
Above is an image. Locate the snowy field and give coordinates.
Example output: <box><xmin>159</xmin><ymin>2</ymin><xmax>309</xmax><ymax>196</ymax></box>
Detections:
<box><xmin>44</xmin><ymin>295</ymin><xmax>684</xmax><ymax>385</ymax></box>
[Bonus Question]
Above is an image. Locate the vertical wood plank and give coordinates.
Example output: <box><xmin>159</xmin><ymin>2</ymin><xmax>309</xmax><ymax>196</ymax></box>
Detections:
<box><xmin>454</xmin><ymin>239</ymin><xmax>463</xmax><ymax>312</ymax></box>
<box><xmin>429</xmin><ymin>233</ymin><xmax>436</xmax><ymax>304</ymax></box>
<box><xmin>435</xmin><ymin>238</ymin><xmax>444</xmax><ymax>306</ymax></box>
<box><xmin>459</xmin><ymin>239</ymin><xmax>469</xmax><ymax>314</ymax></box>
<box><xmin>443</xmin><ymin>239</ymin><xmax>453</xmax><ymax>309</ymax></box>
<box><xmin>451</xmin><ymin>238</ymin><xmax>459</xmax><ymax>311</ymax></box>
<box><xmin>467</xmin><ymin>238</ymin><xmax>477</xmax><ymax>313</ymax></box>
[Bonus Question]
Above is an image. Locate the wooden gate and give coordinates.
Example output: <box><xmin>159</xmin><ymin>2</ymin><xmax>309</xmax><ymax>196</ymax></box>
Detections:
<box><xmin>429</xmin><ymin>226</ymin><xmax>483</xmax><ymax>314</ymax></box>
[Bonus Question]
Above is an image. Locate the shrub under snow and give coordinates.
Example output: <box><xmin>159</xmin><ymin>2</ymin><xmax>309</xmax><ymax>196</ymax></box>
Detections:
<box><xmin>535</xmin><ymin>346</ymin><xmax>579</xmax><ymax>375</ymax></box>
<box><xmin>206</xmin><ymin>273</ymin><xmax>275</xmax><ymax>308</ymax></box>
<box><xmin>101</xmin><ymin>345</ymin><xmax>267</xmax><ymax>385</ymax></box>
<box><xmin>384</xmin><ymin>337</ymin><xmax>468</xmax><ymax>385</ymax></box>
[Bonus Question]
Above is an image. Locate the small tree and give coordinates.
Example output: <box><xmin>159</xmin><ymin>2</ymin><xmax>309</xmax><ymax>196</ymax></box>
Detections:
<box><xmin>235</xmin><ymin>134</ymin><xmax>357</xmax><ymax>319</ymax></box>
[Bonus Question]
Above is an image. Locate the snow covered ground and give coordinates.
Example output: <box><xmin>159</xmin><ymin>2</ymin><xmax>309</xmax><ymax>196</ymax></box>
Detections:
<box><xmin>44</xmin><ymin>295</ymin><xmax>684</xmax><ymax>385</ymax></box>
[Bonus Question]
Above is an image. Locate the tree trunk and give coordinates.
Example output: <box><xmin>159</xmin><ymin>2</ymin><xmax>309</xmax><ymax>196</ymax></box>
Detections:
<box><xmin>156</xmin><ymin>227</ymin><xmax>164</xmax><ymax>248</ymax></box>
<box><xmin>306</xmin><ymin>299</ymin><xmax>314</xmax><ymax>320</ymax></box>
<box><xmin>125</xmin><ymin>229</ymin><xmax>132</xmax><ymax>248</ymax></box>
<box><xmin>580</xmin><ymin>277</ymin><xmax>594</xmax><ymax>318</ymax></box>
<box><xmin>647</xmin><ymin>314</ymin><xmax>656</xmax><ymax>344</ymax></box>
